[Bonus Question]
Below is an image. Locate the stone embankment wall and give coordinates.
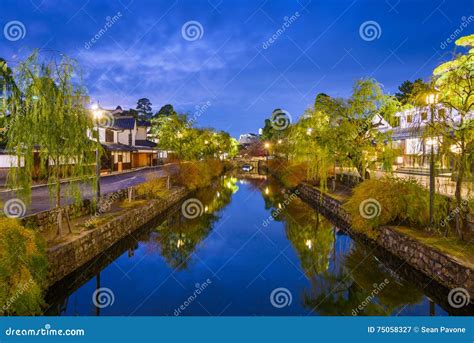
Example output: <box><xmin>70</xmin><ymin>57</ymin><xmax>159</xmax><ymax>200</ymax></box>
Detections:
<box><xmin>46</xmin><ymin>187</ymin><xmax>188</xmax><ymax>285</ymax></box>
<box><xmin>297</xmin><ymin>182</ymin><xmax>474</xmax><ymax>299</ymax></box>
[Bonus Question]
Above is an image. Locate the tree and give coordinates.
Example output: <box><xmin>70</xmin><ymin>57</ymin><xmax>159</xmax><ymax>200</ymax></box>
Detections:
<box><xmin>0</xmin><ymin>58</ymin><xmax>19</xmax><ymax>146</ymax></box>
<box><xmin>136</xmin><ymin>98</ymin><xmax>152</xmax><ymax>119</ymax></box>
<box><xmin>321</xmin><ymin>79</ymin><xmax>399</xmax><ymax>181</ymax></box>
<box><xmin>0</xmin><ymin>217</ymin><xmax>47</xmax><ymax>315</ymax></box>
<box><xmin>156</xmin><ymin>104</ymin><xmax>177</xmax><ymax>118</ymax></box>
<box><xmin>6</xmin><ymin>51</ymin><xmax>97</xmax><ymax>235</ymax></box>
<box><xmin>429</xmin><ymin>34</ymin><xmax>474</xmax><ymax>237</ymax></box>
<box><xmin>395</xmin><ymin>79</ymin><xmax>430</xmax><ymax>105</ymax></box>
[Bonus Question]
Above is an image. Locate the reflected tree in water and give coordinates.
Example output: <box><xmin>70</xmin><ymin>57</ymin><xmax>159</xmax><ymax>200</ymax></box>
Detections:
<box><xmin>152</xmin><ymin>177</ymin><xmax>238</xmax><ymax>270</ymax></box>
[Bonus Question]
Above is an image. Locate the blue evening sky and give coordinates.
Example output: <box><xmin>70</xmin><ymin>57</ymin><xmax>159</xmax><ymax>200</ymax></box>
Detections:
<box><xmin>1</xmin><ymin>0</ymin><xmax>473</xmax><ymax>137</ymax></box>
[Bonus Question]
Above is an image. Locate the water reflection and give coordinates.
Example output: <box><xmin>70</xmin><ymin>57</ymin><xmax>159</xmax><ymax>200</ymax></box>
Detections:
<box><xmin>45</xmin><ymin>175</ymin><xmax>458</xmax><ymax>316</ymax></box>
<box><xmin>151</xmin><ymin>176</ymin><xmax>238</xmax><ymax>270</ymax></box>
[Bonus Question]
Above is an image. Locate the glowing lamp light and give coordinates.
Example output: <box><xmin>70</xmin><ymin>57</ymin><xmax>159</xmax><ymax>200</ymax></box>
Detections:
<box><xmin>264</xmin><ymin>187</ymin><xmax>270</xmax><ymax>195</ymax></box>
<box><xmin>450</xmin><ymin>145</ymin><xmax>461</xmax><ymax>154</ymax></box>
<box><xmin>306</xmin><ymin>128</ymin><xmax>313</xmax><ymax>135</ymax></box>
<box><xmin>277</xmin><ymin>139</ymin><xmax>282</xmax><ymax>144</ymax></box>
<box><xmin>264</xmin><ymin>142</ymin><xmax>271</xmax><ymax>149</ymax></box>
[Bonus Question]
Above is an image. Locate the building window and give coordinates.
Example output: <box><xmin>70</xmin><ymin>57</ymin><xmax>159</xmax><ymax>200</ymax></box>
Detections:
<box><xmin>421</xmin><ymin>112</ymin><xmax>427</xmax><ymax>121</ymax></box>
<box><xmin>438</xmin><ymin>108</ymin><xmax>446</xmax><ymax>118</ymax></box>
<box><xmin>406</xmin><ymin>115</ymin><xmax>413</xmax><ymax>123</ymax></box>
<box><xmin>105</xmin><ymin>129</ymin><xmax>114</xmax><ymax>143</ymax></box>
<box><xmin>118</xmin><ymin>154</ymin><xmax>123</xmax><ymax>163</ymax></box>
<box><xmin>129</xmin><ymin>132</ymin><xmax>132</xmax><ymax>146</ymax></box>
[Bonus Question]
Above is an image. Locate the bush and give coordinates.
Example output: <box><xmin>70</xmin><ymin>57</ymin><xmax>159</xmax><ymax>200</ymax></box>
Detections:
<box><xmin>344</xmin><ymin>178</ymin><xmax>448</xmax><ymax>238</ymax></box>
<box><xmin>267</xmin><ymin>160</ymin><xmax>309</xmax><ymax>188</ymax></box>
<box><xmin>0</xmin><ymin>218</ymin><xmax>47</xmax><ymax>315</ymax></box>
<box><xmin>173</xmin><ymin>160</ymin><xmax>224</xmax><ymax>190</ymax></box>
<box><xmin>135</xmin><ymin>176</ymin><xmax>170</xmax><ymax>199</ymax></box>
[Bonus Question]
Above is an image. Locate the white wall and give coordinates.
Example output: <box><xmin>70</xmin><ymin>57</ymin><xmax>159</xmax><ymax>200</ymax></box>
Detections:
<box><xmin>0</xmin><ymin>155</ymin><xmax>23</xmax><ymax>168</ymax></box>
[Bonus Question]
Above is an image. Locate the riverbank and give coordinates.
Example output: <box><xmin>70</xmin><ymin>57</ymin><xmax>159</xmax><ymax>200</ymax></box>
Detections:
<box><xmin>297</xmin><ymin>182</ymin><xmax>474</xmax><ymax>303</ymax></box>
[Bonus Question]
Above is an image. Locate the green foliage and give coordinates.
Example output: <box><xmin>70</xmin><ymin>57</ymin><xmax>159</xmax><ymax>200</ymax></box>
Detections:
<box><xmin>431</xmin><ymin>34</ymin><xmax>474</xmax><ymax>235</ymax></box>
<box><xmin>6</xmin><ymin>51</ymin><xmax>97</xmax><ymax>213</ymax></box>
<box><xmin>395</xmin><ymin>79</ymin><xmax>430</xmax><ymax>105</ymax></box>
<box><xmin>344</xmin><ymin>178</ymin><xmax>448</xmax><ymax>238</ymax></box>
<box><xmin>151</xmin><ymin>113</ymin><xmax>238</xmax><ymax>160</ymax></box>
<box><xmin>266</xmin><ymin>160</ymin><xmax>310</xmax><ymax>189</ymax></box>
<box><xmin>135</xmin><ymin>176</ymin><xmax>170</xmax><ymax>199</ymax></box>
<box><xmin>0</xmin><ymin>217</ymin><xmax>47</xmax><ymax>315</ymax></box>
<box><xmin>136</xmin><ymin>98</ymin><xmax>152</xmax><ymax>119</ymax></box>
<box><xmin>173</xmin><ymin>160</ymin><xmax>225</xmax><ymax>190</ymax></box>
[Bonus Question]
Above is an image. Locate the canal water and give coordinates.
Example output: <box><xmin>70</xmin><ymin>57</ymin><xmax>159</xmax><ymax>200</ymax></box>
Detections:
<box><xmin>45</xmin><ymin>175</ymin><xmax>453</xmax><ymax>316</ymax></box>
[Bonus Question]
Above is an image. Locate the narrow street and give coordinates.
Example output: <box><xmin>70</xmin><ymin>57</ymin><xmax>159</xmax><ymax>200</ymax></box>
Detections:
<box><xmin>0</xmin><ymin>165</ymin><xmax>177</xmax><ymax>215</ymax></box>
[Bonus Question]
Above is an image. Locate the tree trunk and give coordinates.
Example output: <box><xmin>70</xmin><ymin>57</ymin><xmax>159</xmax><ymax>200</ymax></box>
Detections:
<box><xmin>454</xmin><ymin>149</ymin><xmax>466</xmax><ymax>240</ymax></box>
<box><xmin>56</xmin><ymin>165</ymin><xmax>63</xmax><ymax>236</ymax></box>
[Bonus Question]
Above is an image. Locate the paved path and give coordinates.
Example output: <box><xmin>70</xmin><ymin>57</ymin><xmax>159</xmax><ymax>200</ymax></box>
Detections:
<box><xmin>0</xmin><ymin>165</ymin><xmax>177</xmax><ymax>216</ymax></box>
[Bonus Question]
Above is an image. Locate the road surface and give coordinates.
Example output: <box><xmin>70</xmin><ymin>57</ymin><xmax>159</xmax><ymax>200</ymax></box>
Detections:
<box><xmin>0</xmin><ymin>165</ymin><xmax>177</xmax><ymax>216</ymax></box>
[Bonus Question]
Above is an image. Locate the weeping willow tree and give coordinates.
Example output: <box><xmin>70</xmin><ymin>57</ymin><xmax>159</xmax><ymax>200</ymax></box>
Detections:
<box><xmin>430</xmin><ymin>34</ymin><xmax>474</xmax><ymax>237</ymax></box>
<box><xmin>6</xmin><ymin>51</ymin><xmax>97</xmax><ymax>235</ymax></box>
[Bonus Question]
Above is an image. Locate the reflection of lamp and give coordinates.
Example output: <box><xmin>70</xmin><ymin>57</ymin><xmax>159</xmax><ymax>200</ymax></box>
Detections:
<box><xmin>177</xmin><ymin>239</ymin><xmax>184</xmax><ymax>248</ymax></box>
<box><xmin>277</xmin><ymin>139</ymin><xmax>282</xmax><ymax>144</ymax></box>
<box><xmin>305</xmin><ymin>239</ymin><xmax>312</xmax><ymax>249</ymax></box>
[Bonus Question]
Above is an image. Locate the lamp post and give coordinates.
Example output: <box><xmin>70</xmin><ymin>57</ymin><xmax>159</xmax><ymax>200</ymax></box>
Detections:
<box><xmin>426</xmin><ymin>93</ymin><xmax>439</xmax><ymax>226</ymax></box>
<box><xmin>92</xmin><ymin>104</ymin><xmax>103</xmax><ymax>201</ymax></box>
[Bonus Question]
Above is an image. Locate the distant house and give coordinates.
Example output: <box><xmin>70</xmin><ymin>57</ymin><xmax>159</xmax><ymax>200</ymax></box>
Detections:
<box><xmin>93</xmin><ymin>107</ymin><xmax>162</xmax><ymax>173</ymax></box>
<box><xmin>238</xmin><ymin>133</ymin><xmax>259</xmax><ymax>146</ymax></box>
<box><xmin>377</xmin><ymin>106</ymin><xmax>473</xmax><ymax>169</ymax></box>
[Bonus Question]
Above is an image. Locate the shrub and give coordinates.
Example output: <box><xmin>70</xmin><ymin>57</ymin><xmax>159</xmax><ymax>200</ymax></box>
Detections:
<box><xmin>173</xmin><ymin>160</ymin><xmax>224</xmax><ymax>190</ymax></box>
<box><xmin>0</xmin><ymin>218</ymin><xmax>47</xmax><ymax>315</ymax></box>
<box><xmin>267</xmin><ymin>160</ymin><xmax>309</xmax><ymax>188</ymax></box>
<box><xmin>344</xmin><ymin>177</ymin><xmax>448</xmax><ymax>238</ymax></box>
<box><xmin>135</xmin><ymin>176</ymin><xmax>170</xmax><ymax>199</ymax></box>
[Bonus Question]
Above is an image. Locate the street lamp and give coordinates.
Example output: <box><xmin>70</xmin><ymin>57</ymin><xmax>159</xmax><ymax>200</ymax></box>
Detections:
<box><xmin>92</xmin><ymin>104</ymin><xmax>103</xmax><ymax>201</ymax></box>
<box><xmin>426</xmin><ymin>92</ymin><xmax>439</xmax><ymax>226</ymax></box>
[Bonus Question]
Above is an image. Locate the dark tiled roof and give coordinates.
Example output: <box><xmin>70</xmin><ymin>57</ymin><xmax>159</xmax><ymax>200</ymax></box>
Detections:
<box><xmin>137</xmin><ymin>120</ymin><xmax>151</xmax><ymax>127</ymax></box>
<box><xmin>135</xmin><ymin>140</ymin><xmax>157</xmax><ymax>148</ymax></box>
<box><xmin>101</xmin><ymin>143</ymin><xmax>137</xmax><ymax>152</ymax></box>
<box><xmin>112</xmin><ymin>117</ymin><xmax>135</xmax><ymax>130</ymax></box>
